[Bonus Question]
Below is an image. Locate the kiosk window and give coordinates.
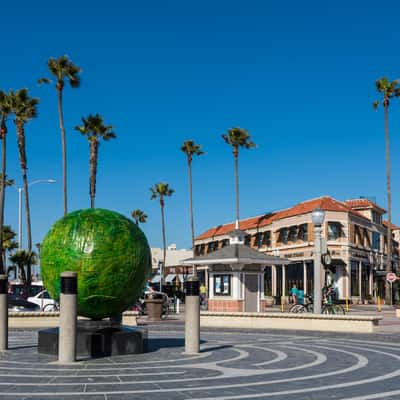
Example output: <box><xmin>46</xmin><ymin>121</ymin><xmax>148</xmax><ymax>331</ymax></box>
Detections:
<box><xmin>214</xmin><ymin>275</ymin><xmax>231</xmax><ymax>296</ymax></box>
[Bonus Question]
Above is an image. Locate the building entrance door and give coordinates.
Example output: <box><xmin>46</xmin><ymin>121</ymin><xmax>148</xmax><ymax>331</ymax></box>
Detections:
<box><xmin>245</xmin><ymin>274</ymin><xmax>258</xmax><ymax>312</ymax></box>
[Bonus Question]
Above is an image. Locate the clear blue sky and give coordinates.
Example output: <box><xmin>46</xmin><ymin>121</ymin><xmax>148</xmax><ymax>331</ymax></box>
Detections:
<box><xmin>1</xmin><ymin>0</ymin><xmax>400</xmax><ymax>250</ymax></box>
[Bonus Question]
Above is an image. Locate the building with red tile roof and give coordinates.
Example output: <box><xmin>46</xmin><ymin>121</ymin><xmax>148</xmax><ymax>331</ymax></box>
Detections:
<box><xmin>194</xmin><ymin>196</ymin><xmax>399</xmax><ymax>311</ymax></box>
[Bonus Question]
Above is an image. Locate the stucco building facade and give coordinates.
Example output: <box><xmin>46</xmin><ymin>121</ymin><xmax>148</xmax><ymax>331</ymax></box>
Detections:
<box><xmin>194</xmin><ymin>196</ymin><xmax>400</xmax><ymax>308</ymax></box>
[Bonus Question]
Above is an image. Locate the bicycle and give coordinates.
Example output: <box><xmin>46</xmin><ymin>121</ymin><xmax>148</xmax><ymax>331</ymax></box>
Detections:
<box><xmin>289</xmin><ymin>295</ymin><xmax>313</xmax><ymax>313</ymax></box>
<box><xmin>321</xmin><ymin>287</ymin><xmax>346</xmax><ymax>315</ymax></box>
<box><xmin>321</xmin><ymin>303</ymin><xmax>345</xmax><ymax>314</ymax></box>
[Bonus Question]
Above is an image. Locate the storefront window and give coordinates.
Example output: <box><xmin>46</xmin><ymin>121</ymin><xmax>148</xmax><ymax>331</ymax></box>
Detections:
<box><xmin>264</xmin><ymin>268</ymin><xmax>272</xmax><ymax>296</ymax></box>
<box><xmin>351</xmin><ymin>261</ymin><xmax>359</xmax><ymax>296</ymax></box>
<box><xmin>372</xmin><ymin>232</ymin><xmax>380</xmax><ymax>251</ymax></box>
<box><xmin>214</xmin><ymin>274</ymin><xmax>231</xmax><ymax>296</ymax></box>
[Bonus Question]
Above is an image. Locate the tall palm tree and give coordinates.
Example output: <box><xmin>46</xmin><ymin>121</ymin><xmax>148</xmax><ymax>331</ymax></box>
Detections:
<box><xmin>2</xmin><ymin>225</ymin><xmax>18</xmax><ymax>273</ymax></box>
<box><xmin>9</xmin><ymin>250</ymin><xmax>37</xmax><ymax>294</ymax></box>
<box><xmin>0</xmin><ymin>91</ymin><xmax>12</xmax><ymax>274</ymax></box>
<box><xmin>38</xmin><ymin>56</ymin><xmax>81</xmax><ymax>216</ymax></box>
<box><xmin>131</xmin><ymin>209</ymin><xmax>148</xmax><ymax>226</ymax></box>
<box><xmin>221</xmin><ymin>127</ymin><xmax>256</xmax><ymax>230</ymax></box>
<box><xmin>9</xmin><ymin>89</ymin><xmax>39</xmax><ymax>253</ymax></box>
<box><xmin>75</xmin><ymin>114</ymin><xmax>116</xmax><ymax>208</ymax></box>
<box><xmin>180</xmin><ymin>140</ymin><xmax>204</xmax><ymax>276</ymax></box>
<box><xmin>373</xmin><ymin>78</ymin><xmax>400</xmax><ymax>303</ymax></box>
<box><xmin>150</xmin><ymin>183</ymin><xmax>174</xmax><ymax>272</ymax></box>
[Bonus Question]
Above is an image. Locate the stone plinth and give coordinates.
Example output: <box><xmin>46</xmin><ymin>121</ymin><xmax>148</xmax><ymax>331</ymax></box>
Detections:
<box><xmin>38</xmin><ymin>320</ymin><xmax>147</xmax><ymax>358</ymax></box>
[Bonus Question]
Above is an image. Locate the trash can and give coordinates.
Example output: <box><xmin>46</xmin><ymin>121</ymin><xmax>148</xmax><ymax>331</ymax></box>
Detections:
<box><xmin>144</xmin><ymin>292</ymin><xmax>164</xmax><ymax>321</ymax></box>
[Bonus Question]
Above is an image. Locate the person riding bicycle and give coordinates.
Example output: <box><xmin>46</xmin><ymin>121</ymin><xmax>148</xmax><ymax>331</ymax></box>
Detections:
<box><xmin>322</xmin><ymin>285</ymin><xmax>334</xmax><ymax>305</ymax></box>
<box><xmin>290</xmin><ymin>284</ymin><xmax>299</xmax><ymax>304</ymax></box>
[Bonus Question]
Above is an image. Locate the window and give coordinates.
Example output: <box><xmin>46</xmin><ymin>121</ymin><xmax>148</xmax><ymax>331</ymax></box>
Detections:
<box><xmin>280</xmin><ymin>228</ymin><xmax>289</xmax><ymax>244</ymax></box>
<box><xmin>255</xmin><ymin>233</ymin><xmax>263</xmax><ymax>248</ymax></box>
<box><xmin>214</xmin><ymin>274</ymin><xmax>231</xmax><ymax>296</ymax></box>
<box><xmin>351</xmin><ymin>261</ymin><xmax>359</xmax><ymax>296</ymax></box>
<box><xmin>372</xmin><ymin>210</ymin><xmax>382</xmax><ymax>225</ymax></box>
<box><xmin>289</xmin><ymin>226</ymin><xmax>297</xmax><ymax>242</ymax></box>
<box><xmin>328</xmin><ymin>222</ymin><xmax>341</xmax><ymax>240</ymax></box>
<box><xmin>244</xmin><ymin>235</ymin><xmax>251</xmax><ymax>246</ymax></box>
<box><xmin>298</xmin><ymin>224</ymin><xmax>308</xmax><ymax>241</ymax></box>
<box><xmin>372</xmin><ymin>232</ymin><xmax>380</xmax><ymax>251</ymax></box>
<box><xmin>263</xmin><ymin>231</ymin><xmax>271</xmax><ymax>247</ymax></box>
<box><xmin>221</xmin><ymin>239</ymin><xmax>229</xmax><ymax>248</ymax></box>
<box><xmin>264</xmin><ymin>268</ymin><xmax>272</xmax><ymax>296</ymax></box>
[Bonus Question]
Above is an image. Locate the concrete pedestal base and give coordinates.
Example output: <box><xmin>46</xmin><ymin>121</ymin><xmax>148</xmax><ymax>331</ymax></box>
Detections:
<box><xmin>38</xmin><ymin>320</ymin><xmax>148</xmax><ymax>358</ymax></box>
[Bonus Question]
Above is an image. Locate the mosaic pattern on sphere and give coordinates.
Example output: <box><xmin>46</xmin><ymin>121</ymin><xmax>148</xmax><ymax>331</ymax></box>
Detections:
<box><xmin>40</xmin><ymin>208</ymin><xmax>152</xmax><ymax>319</ymax></box>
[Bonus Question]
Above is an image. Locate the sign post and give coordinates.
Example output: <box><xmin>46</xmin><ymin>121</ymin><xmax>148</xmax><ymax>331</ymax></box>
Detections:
<box><xmin>386</xmin><ymin>273</ymin><xmax>397</xmax><ymax>306</ymax></box>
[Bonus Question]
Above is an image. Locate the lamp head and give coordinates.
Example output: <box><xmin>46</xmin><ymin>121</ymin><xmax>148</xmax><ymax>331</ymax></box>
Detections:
<box><xmin>47</xmin><ymin>179</ymin><xmax>56</xmax><ymax>183</ymax></box>
<box><xmin>312</xmin><ymin>208</ymin><xmax>325</xmax><ymax>226</ymax></box>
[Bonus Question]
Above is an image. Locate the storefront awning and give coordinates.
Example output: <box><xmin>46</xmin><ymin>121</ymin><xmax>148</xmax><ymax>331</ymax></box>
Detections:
<box><xmin>165</xmin><ymin>274</ymin><xmax>176</xmax><ymax>283</ymax></box>
<box><xmin>151</xmin><ymin>275</ymin><xmax>161</xmax><ymax>283</ymax></box>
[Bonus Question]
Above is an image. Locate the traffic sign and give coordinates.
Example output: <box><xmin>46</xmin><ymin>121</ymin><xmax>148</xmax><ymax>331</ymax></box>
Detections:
<box><xmin>386</xmin><ymin>272</ymin><xmax>397</xmax><ymax>283</ymax></box>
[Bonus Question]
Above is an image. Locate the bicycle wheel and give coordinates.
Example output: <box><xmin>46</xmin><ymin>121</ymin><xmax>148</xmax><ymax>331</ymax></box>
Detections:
<box><xmin>333</xmin><ymin>305</ymin><xmax>346</xmax><ymax>315</ymax></box>
<box><xmin>321</xmin><ymin>305</ymin><xmax>331</xmax><ymax>314</ymax></box>
<box><xmin>289</xmin><ymin>304</ymin><xmax>304</xmax><ymax>313</ymax></box>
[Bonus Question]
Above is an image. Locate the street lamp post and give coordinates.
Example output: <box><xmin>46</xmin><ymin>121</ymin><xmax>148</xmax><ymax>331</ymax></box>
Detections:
<box><xmin>312</xmin><ymin>208</ymin><xmax>325</xmax><ymax>314</ymax></box>
<box><xmin>12</xmin><ymin>179</ymin><xmax>56</xmax><ymax>279</ymax></box>
<box><xmin>158</xmin><ymin>261</ymin><xmax>163</xmax><ymax>292</ymax></box>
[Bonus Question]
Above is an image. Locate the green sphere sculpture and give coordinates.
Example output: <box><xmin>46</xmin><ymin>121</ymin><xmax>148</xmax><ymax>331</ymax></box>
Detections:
<box><xmin>40</xmin><ymin>209</ymin><xmax>152</xmax><ymax>319</ymax></box>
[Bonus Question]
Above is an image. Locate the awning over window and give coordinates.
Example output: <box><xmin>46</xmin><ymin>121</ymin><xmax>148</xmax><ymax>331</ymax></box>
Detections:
<box><xmin>151</xmin><ymin>275</ymin><xmax>161</xmax><ymax>283</ymax></box>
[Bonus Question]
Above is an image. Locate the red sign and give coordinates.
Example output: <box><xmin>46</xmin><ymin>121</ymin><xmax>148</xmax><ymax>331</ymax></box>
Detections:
<box><xmin>386</xmin><ymin>273</ymin><xmax>397</xmax><ymax>283</ymax></box>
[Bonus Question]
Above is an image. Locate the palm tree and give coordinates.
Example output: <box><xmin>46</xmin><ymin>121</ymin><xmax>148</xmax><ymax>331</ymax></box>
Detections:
<box><xmin>150</xmin><ymin>183</ymin><xmax>174</xmax><ymax>272</ymax></box>
<box><xmin>221</xmin><ymin>127</ymin><xmax>256</xmax><ymax>229</ymax></box>
<box><xmin>9</xmin><ymin>250</ymin><xmax>37</xmax><ymax>294</ymax></box>
<box><xmin>9</xmin><ymin>89</ymin><xmax>39</xmax><ymax>253</ymax></box>
<box><xmin>373</xmin><ymin>78</ymin><xmax>400</xmax><ymax>303</ymax></box>
<box><xmin>0</xmin><ymin>91</ymin><xmax>12</xmax><ymax>274</ymax></box>
<box><xmin>2</xmin><ymin>225</ymin><xmax>18</xmax><ymax>273</ymax></box>
<box><xmin>75</xmin><ymin>114</ymin><xmax>116</xmax><ymax>208</ymax></box>
<box><xmin>131</xmin><ymin>209</ymin><xmax>148</xmax><ymax>225</ymax></box>
<box><xmin>38</xmin><ymin>56</ymin><xmax>81</xmax><ymax>216</ymax></box>
<box><xmin>180</xmin><ymin>140</ymin><xmax>204</xmax><ymax>276</ymax></box>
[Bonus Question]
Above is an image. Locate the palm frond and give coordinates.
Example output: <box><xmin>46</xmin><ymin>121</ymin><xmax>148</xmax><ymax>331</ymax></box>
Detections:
<box><xmin>37</xmin><ymin>78</ymin><xmax>51</xmax><ymax>85</ymax></box>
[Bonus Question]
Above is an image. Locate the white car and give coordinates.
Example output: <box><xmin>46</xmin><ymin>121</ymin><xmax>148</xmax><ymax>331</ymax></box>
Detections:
<box><xmin>28</xmin><ymin>290</ymin><xmax>58</xmax><ymax>311</ymax></box>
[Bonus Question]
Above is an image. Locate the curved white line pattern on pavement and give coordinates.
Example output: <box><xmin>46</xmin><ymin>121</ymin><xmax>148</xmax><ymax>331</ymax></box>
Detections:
<box><xmin>0</xmin><ymin>330</ymin><xmax>399</xmax><ymax>399</ymax></box>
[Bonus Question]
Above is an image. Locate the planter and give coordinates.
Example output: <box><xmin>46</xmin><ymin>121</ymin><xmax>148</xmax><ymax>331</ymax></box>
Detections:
<box><xmin>265</xmin><ymin>296</ymin><xmax>275</xmax><ymax>306</ymax></box>
<box><xmin>144</xmin><ymin>298</ymin><xmax>163</xmax><ymax>321</ymax></box>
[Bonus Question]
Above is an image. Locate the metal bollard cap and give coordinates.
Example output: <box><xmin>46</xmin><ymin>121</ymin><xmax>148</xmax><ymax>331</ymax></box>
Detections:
<box><xmin>0</xmin><ymin>274</ymin><xmax>7</xmax><ymax>294</ymax></box>
<box><xmin>61</xmin><ymin>272</ymin><xmax>78</xmax><ymax>294</ymax></box>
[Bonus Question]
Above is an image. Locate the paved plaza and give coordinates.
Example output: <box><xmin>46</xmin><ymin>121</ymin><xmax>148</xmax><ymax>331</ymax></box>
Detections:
<box><xmin>0</xmin><ymin>325</ymin><xmax>400</xmax><ymax>399</ymax></box>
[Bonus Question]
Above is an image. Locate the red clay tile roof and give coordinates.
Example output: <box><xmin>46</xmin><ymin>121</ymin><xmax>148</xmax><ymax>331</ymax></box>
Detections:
<box><xmin>383</xmin><ymin>221</ymin><xmax>400</xmax><ymax>230</ymax></box>
<box><xmin>345</xmin><ymin>199</ymin><xmax>386</xmax><ymax>213</ymax></box>
<box><xmin>196</xmin><ymin>196</ymin><xmax>371</xmax><ymax>241</ymax></box>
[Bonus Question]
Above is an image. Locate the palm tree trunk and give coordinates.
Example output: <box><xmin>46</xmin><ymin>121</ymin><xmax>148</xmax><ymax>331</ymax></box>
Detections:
<box><xmin>89</xmin><ymin>140</ymin><xmax>98</xmax><ymax>208</ymax></box>
<box><xmin>0</xmin><ymin>119</ymin><xmax>7</xmax><ymax>274</ymax></box>
<box><xmin>16</xmin><ymin>121</ymin><xmax>32</xmax><ymax>253</ymax></box>
<box><xmin>57</xmin><ymin>88</ymin><xmax>68</xmax><ymax>215</ymax></box>
<box><xmin>160</xmin><ymin>199</ymin><xmax>166</xmax><ymax>282</ymax></box>
<box><xmin>187</xmin><ymin>158</ymin><xmax>196</xmax><ymax>276</ymax></box>
<box><xmin>234</xmin><ymin>147</ymin><xmax>240</xmax><ymax>229</ymax></box>
<box><xmin>384</xmin><ymin>104</ymin><xmax>392</xmax><ymax>304</ymax></box>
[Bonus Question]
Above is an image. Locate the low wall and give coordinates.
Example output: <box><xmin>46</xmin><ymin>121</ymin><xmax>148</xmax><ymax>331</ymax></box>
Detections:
<box><xmin>200</xmin><ymin>312</ymin><xmax>382</xmax><ymax>333</ymax></box>
<box><xmin>8</xmin><ymin>311</ymin><xmax>138</xmax><ymax>329</ymax></box>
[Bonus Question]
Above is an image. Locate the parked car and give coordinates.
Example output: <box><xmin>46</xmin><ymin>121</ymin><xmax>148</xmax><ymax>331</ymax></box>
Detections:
<box><xmin>8</xmin><ymin>295</ymin><xmax>40</xmax><ymax>312</ymax></box>
<box><xmin>28</xmin><ymin>290</ymin><xmax>58</xmax><ymax>311</ymax></box>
